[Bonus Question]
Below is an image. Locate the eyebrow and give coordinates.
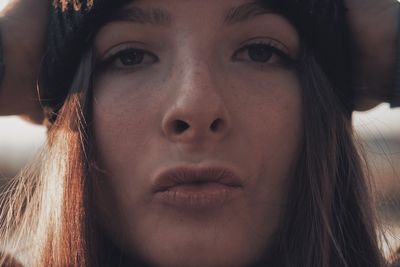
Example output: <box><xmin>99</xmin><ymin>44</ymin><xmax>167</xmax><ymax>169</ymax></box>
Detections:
<box><xmin>109</xmin><ymin>2</ymin><xmax>271</xmax><ymax>27</ymax></box>
<box><xmin>109</xmin><ymin>7</ymin><xmax>172</xmax><ymax>26</ymax></box>
<box><xmin>224</xmin><ymin>2</ymin><xmax>272</xmax><ymax>25</ymax></box>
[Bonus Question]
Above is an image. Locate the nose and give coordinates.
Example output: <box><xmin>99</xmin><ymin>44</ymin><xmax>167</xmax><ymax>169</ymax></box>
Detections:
<box><xmin>161</xmin><ymin>63</ymin><xmax>231</xmax><ymax>144</ymax></box>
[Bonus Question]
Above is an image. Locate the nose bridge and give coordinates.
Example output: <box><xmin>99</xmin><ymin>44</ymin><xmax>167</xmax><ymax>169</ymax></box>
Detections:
<box><xmin>161</xmin><ymin>54</ymin><xmax>231</xmax><ymax>143</ymax></box>
<box><xmin>179</xmin><ymin>57</ymin><xmax>220</xmax><ymax>107</ymax></box>
<box><xmin>174</xmin><ymin>26</ymin><xmax>221</xmax><ymax>101</ymax></box>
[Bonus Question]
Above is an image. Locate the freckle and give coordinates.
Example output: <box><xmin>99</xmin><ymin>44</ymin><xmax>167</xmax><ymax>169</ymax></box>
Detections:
<box><xmin>284</xmin><ymin>104</ymin><xmax>289</xmax><ymax>111</ymax></box>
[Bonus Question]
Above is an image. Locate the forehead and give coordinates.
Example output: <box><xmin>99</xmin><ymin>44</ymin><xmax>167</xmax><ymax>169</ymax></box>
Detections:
<box><xmin>109</xmin><ymin>0</ymin><xmax>277</xmax><ymax>26</ymax></box>
<box><xmin>96</xmin><ymin>0</ymin><xmax>300</xmax><ymax>57</ymax></box>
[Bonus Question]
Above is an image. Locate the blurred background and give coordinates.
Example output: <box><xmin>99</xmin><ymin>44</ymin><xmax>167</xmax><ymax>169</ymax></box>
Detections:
<box><xmin>352</xmin><ymin>104</ymin><xmax>400</xmax><ymax>254</ymax></box>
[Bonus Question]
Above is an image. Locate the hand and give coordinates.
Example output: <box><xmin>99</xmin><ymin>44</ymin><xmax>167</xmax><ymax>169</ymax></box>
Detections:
<box><xmin>0</xmin><ymin>0</ymin><xmax>49</xmax><ymax>123</ymax></box>
<box><xmin>345</xmin><ymin>0</ymin><xmax>399</xmax><ymax>110</ymax></box>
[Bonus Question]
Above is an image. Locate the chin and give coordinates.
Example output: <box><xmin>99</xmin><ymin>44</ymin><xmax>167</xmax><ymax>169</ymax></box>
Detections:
<box><xmin>139</xmin><ymin>251</ymin><xmax>262</xmax><ymax>267</ymax></box>
<box><xmin>128</xmin><ymin>232</ymin><xmax>269</xmax><ymax>267</ymax></box>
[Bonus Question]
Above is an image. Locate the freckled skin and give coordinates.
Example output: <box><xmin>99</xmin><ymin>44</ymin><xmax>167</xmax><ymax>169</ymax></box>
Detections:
<box><xmin>93</xmin><ymin>1</ymin><xmax>302</xmax><ymax>266</ymax></box>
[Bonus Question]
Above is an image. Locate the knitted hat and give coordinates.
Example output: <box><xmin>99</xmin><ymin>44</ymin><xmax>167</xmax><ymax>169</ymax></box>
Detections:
<box><xmin>39</xmin><ymin>0</ymin><xmax>352</xmax><ymax>119</ymax></box>
<box><xmin>40</xmin><ymin>0</ymin><xmax>130</xmax><ymax>115</ymax></box>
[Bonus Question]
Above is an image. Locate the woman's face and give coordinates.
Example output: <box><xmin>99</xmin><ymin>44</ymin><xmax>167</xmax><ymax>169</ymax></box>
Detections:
<box><xmin>93</xmin><ymin>0</ymin><xmax>302</xmax><ymax>266</ymax></box>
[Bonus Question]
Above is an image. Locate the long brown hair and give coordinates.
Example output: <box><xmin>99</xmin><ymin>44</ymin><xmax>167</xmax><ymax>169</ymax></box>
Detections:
<box><xmin>273</xmin><ymin>51</ymin><xmax>385</xmax><ymax>267</ymax></box>
<box><xmin>0</xmin><ymin>48</ymin><xmax>393</xmax><ymax>267</ymax></box>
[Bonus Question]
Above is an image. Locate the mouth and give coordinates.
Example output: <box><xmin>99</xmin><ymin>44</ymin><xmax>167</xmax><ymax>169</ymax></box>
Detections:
<box><xmin>152</xmin><ymin>165</ymin><xmax>244</xmax><ymax>209</ymax></box>
<box><xmin>153</xmin><ymin>166</ymin><xmax>243</xmax><ymax>192</ymax></box>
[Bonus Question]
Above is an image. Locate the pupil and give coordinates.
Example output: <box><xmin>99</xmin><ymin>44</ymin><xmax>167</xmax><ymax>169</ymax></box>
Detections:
<box><xmin>249</xmin><ymin>46</ymin><xmax>273</xmax><ymax>62</ymax></box>
<box><xmin>121</xmin><ymin>50</ymin><xmax>144</xmax><ymax>65</ymax></box>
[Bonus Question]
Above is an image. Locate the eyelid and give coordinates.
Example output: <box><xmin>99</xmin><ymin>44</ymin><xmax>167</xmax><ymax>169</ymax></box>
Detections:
<box><xmin>237</xmin><ymin>36</ymin><xmax>291</xmax><ymax>56</ymax></box>
<box><xmin>97</xmin><ymin>41</ymin><xmax>155</xmax><ymax>61</ymax></box>
<box><xmin>96</xmin><ymin>42</ymin><xmax>159</xmax><ymax>71</ymax></box>
<box><xmin>231</xmin><ymin>36</ymin><xmax>298</xmax><ymax>69</ymax></box>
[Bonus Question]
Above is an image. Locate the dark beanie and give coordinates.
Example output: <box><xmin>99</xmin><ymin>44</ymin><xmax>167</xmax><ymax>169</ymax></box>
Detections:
<box><xmin>39</xmin><ymin>0</ymin><xmax>353</xmax><ymax>118</ymax></box>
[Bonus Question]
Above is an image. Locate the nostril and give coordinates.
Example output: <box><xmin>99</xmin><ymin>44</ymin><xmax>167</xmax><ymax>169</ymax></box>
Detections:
<box><xmin>210</xmin><ymin>118</ymin><xmax>223</xmax><ymax>132</ymax></box>
<box><xmin>174</xmin><ymin>120</ymin><xmax>190</xmax><ymax>134</ymax></box>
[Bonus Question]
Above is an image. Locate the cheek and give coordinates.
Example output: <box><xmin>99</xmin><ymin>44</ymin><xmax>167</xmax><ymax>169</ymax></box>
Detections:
<box><xmin>251</xmin><ymin>81</ymin><xmax>302</xmax><ymax>179</ymax></box>
<box><xmin>91</xmin><ymin>76</ymin><xmax>164</xmax><ymax>226</ymax></box>
<box><xmin>92</xmin><ymin>75</ymin><xmax>163</xmax><ymax>170</ymax></box>
<box><xmin>233</xmin><ymin>69</ymin><xmax>303</xmax><ymax>181</ymax></box>
<box><xmin>232</xmin><ymin>70</ymin><xmax>303</xmax><ymax>229</ymax></box>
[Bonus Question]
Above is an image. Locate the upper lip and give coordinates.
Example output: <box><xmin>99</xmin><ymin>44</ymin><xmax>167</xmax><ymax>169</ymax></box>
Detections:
<box><xmin>152</xmin><ymin>165</ymin><xmax>243</xmax><ymax>193</ymax></box>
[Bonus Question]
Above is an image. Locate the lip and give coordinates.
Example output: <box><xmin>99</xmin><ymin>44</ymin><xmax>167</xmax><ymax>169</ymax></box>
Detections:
<box><xmin>152</xmin><ymin>165</ymin><xmax>244</xmax><ymax>209</ymax></box>
<box><xmin>153</xmin><ymin>166</ymin><xmax>243</xmax><ymax>193</ymax></box>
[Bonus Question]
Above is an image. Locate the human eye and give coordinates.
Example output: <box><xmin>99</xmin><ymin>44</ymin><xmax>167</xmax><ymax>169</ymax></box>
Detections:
<box><xmin>96</xmin><ymin>44</ymin><xmax>159</xmax><ymax>72</ymax></box>
<box><xmin>232</xmin><ymin>39</ymin><xmax>296</xmax><ymax>68</ymax></box>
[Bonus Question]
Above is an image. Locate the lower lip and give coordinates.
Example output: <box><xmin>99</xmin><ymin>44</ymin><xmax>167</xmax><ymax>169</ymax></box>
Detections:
<box><xmin>154</xmin><ymin>183</ymin><xmax>241</xmax><ymax>209</ymax></box>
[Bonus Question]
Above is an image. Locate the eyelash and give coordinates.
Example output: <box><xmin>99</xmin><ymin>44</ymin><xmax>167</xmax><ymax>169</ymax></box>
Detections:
<box><xmin>96</xmin><ymin>48</ymin><xmax>159</xmax><ymax>72</ymax></box>
<box><xmin>96</xmin><ymin>41</ymin><xmax>295</xmax><ymax>72</ymax></box>
<box><xmin>233</xmin><ymin>41</ymin><xmax>295</xmax><ymax>67</ymax></box>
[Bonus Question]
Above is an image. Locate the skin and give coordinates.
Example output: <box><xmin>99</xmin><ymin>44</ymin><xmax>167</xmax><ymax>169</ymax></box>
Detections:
<box><xmin>345</xmin><ymin>0</ymin><xmax>399</xmax><ymax>110</ymax></box>
<box><xmin>0</xmin><ymin>0</ymin><xmax>48</xmax><ymax>122</ymax></box>
<box><xmin>92</xmin><ymin>1</ymin><xmax>302</xmax><ymax>266</ymax></box>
